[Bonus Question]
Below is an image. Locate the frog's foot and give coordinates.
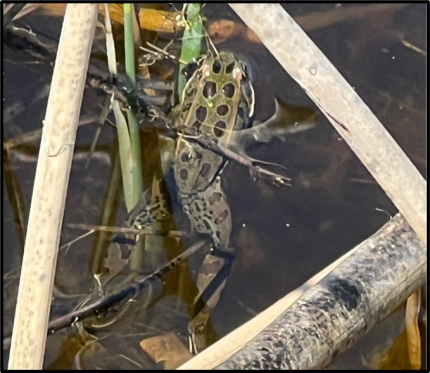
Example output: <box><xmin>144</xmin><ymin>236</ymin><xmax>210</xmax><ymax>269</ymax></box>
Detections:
<box><xmin>103</xmin><ymin>233</ymin><xmax>138</xmax><ymax>276</ymax></box>
<box><xmin>188</xmin><ymin>304</ymin><xmax>213</xmax><ymax>355</ymax></box>
<box><xmin>187</xmin><ymin>247</ymin><xmax>234</xmax><ymax>354</ymax></box>
<box><xmin>126</xmin><ymin>178</ymin><xmax>173</xmax><ymax>229</ymax></box>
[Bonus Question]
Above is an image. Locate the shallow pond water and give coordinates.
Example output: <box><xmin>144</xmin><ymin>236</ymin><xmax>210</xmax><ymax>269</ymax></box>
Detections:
<box><xmin>3</xmin><ymin>3</ymin><xmax>426</xmax><ymax>370</ymax></box>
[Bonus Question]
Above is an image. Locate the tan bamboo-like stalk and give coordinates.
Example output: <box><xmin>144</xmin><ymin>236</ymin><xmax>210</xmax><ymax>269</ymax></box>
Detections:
<box><xmin>178</xmin><ymin>213</ymin><xmax>425</xmax><ymax>370</ymax></box>
<box><xmin>228</xmin><ymin>3</ymin><xmax>426</xmax><ymax>245</ymax></box>
<box><xmin>8</xmin><ymin>4</ymin><xmax>98</xmax><ymax>370</ymax></box>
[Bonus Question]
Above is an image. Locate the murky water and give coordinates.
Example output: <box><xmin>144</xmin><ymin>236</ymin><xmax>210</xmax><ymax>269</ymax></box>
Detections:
<box><xmin>3</xmin><ymin>3</ymin><xmax>426</xmax><ymax>370</ymax></box>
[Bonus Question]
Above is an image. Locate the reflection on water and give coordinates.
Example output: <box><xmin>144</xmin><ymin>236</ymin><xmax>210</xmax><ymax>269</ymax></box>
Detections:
<box><xmin>3</xmin><ymin>3</ymin><xmax>426</xmax><ymax>370</ymax></box>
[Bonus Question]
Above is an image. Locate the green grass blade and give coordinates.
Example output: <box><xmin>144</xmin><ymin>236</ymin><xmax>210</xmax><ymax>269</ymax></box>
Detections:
<box><xmin>124</xmin><ymin>3</ymin><xmax>143</xmax><ymax>208</ymax></box>
<box><xmin>112</xmin><ymin>100</ymin><xmax>135</xmax><ymax>212</ymax></box>
<box><xmin>124</xmin><ymin>4</ymin><xmax>136</xmax><ymax>86</ymax></box>
<box><xmin>125</xmin><ymin>108</ymin><xmax>143</xmax><ymax>205</ymax></box>
<box><xmin>178</xmin><ymin>3</ymin><xmax>204</xmax><ymax>98</ymax></box>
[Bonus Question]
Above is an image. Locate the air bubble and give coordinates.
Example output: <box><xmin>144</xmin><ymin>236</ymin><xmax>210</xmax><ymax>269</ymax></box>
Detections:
<box><xmin>309</xmin><ymin>66</ymin><xmax>317</xmax><ymax>75</ymax></box>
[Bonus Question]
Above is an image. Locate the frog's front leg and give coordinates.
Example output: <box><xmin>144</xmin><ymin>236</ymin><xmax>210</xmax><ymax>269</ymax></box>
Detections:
<box><xmin>83</xmin><ymin>177</ymin><xmax>173</xmax><ymax>329</ymax></box>
<box><xmin>127</xmin><ymin>177</ymin><xmax>172</xmax><ymax>229</ymax></box>
<box><xmin>229</xmin><ymin>98</ymin><xmax>317</xmax><ymax>155</ymax></box>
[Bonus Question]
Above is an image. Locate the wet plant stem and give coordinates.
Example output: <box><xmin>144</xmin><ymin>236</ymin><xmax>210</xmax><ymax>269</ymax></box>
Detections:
<box><xmin>2</xmin><ymin>240</ymin><xmax>207</xmax><ymax>352</ymax></box>
<box><xmin>178</xmin><ymin>3</ymin><xmax>203</xmax><ymax>100</ymax></box>
<box><xmin>124</xmin><ymin>3</ymin><xmax>143</xmax><ymax>208</ymax></box>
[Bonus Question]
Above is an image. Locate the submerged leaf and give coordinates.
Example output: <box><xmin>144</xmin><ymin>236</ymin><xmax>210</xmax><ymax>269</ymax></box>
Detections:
<box><xmin>178</xmin><ymin>3</ymin><xmax>204</xmax><ymax>98</ymax></box>
<box><xmin>140</xmin><ymin>333</ymin><xmax>192</xmax><ymax>370</ymax></box>
<box><xmin>405</xmin><ymin>289</ymin><xmax>422</xmax><ymax>370</ymax></box>
<box><xmin>378</xmin><ymin>329</ymin><xmax>414</xmax><ymax>370</ymax></box>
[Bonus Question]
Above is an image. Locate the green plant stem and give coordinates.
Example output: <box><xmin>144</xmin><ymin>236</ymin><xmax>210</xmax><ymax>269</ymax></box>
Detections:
<box><xmin>124</xmin><ymin>3</ymin><xmax>143</xmax><ymax>208</ymax></box>
<box><xmin>178</xmin><ymin>3</ymin><xmax>203</xmax><ymax>99</ymax></box>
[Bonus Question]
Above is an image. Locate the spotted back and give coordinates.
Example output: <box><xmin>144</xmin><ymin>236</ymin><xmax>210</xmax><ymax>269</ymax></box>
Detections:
<box><xmin>179</xmin><ymin>51</ymin><xmax>255</xmax><ymax>146</ymax></box>
<box><xmin>174</xmin><ymin>52</ymin><xmax>255</xmax><ymax>193</ymax></box>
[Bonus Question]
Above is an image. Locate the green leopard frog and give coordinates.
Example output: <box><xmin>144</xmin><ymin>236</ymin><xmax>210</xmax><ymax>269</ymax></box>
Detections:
<box><xmin>128</xmin><ymin>52</ymin><xmax>255</xmax><ymax>353</ymax></box>
<box><xmin>90</xmin><ymin>49</ymin><xmax>317</xmax><ymax>353</ymax></box>
<box><xmin>170</xmin><ymin>52</ymin><xmax>255</xmax><ymax>353</ymax></box>
<box><xmin>171</xmin><ymin>51</ymin><xmax>254</xmax><ymax>250</ymax></box>
<box><xmin>130</xmin><ymin>51</ymin><xmax>254</xmax><ymax>254</ymax></box>
<box><xmin>96</xmin><ymin>51</ymin><xmax>255</xmax><ymax>352</ymax></box>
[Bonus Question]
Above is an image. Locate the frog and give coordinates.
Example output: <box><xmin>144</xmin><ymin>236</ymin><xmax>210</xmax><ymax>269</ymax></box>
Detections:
<box><xmin>98</xmin><ymin>50</ymin><xmax>317</xmax><ymax>353</ymax></box>
<box><xmin>167</xmin><ymin>51</ymin><xmax>255</xmax><ymax>352</ymax></box>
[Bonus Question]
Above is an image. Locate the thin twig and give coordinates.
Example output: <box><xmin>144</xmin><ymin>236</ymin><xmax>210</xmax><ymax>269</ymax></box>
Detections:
<box><xmin>3</xmin><ymin>240</ymin><xmax>207</xmax><ymax>352</ymax></box>
<box><xmin>67</xmin><ymin>223</ymin><xmax>188</xmax><ymax>237</ymax></box>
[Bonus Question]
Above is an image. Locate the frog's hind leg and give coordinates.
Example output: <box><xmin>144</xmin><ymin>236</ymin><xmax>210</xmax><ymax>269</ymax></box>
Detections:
<box><xmin>188</xmin><ymin>249</ymin><xmax>233</xmax><ymax>354</ymax></box>
<box><xmin>103</xmin><ymin>177</ymin><xmax>173</xmax><ymax>277</ymax></box>
<box><xmin>185</xmin><ymin>176</ymin><xmax>235</xmax><ymax>353</ymax></box>
<box><xmin>127</xmin><ymin>177</ymin><xmax>173</xmax><ymax>229</ymax></box>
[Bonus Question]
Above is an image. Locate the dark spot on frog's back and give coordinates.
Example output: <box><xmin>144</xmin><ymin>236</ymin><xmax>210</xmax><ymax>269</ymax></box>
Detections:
<box><xmin>196</xmin><ymin>106</ymin><xmax>207</xmax><ymax>122</ymax></box>
<box><xmin>215</xmin><ymin>210</ymin><xmax>229</xmax><ymax>224</ymax></box>
<box><xmin>214</xmin><ymin>121</ymin><xmax>226</xmax><ymax>137</ymax></box>
<box><xmin>208</xmin><ymin>192</ymin><xmax>222</xmax><ymax>205</ymax></box>
<box><xmin>119</xmin><ymin>243</ymin><xmax>132</xmax><ymax>260</ymax></box>
<box><xmin>223</xmin><ymin>83</ymin><xmax>235</xmax><ymax>98</ymax></box>
<box><xmin>216</xmin><ymin>104</ymin><xmax>229</xmax><ymax>116</ymax></box>
<box><xmin>179</xmin><ymin>169</ymin><xmax>188</xmax><ymax>181</ymax></box>
<box><xmin>203</xmin><ymin>81</ymin><xmax>216</xmax><ymax>99</ymax></box>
